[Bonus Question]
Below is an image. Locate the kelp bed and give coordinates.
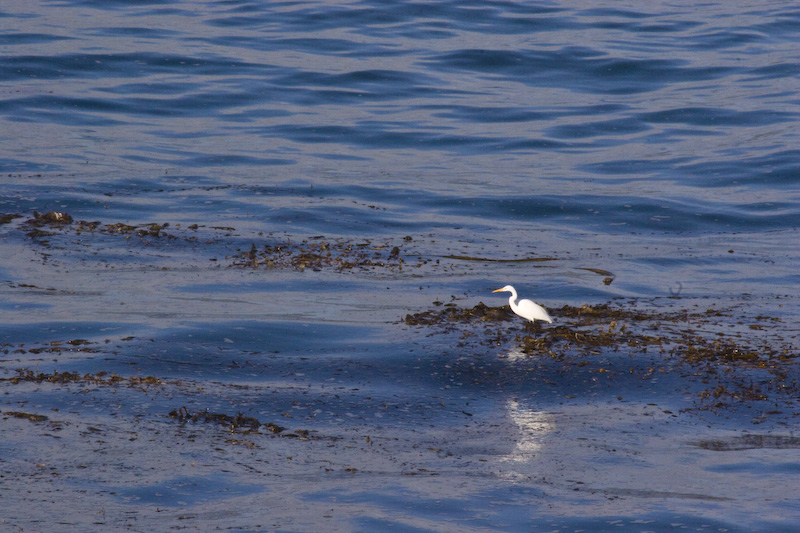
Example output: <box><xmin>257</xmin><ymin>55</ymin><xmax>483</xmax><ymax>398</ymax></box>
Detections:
<box><xmin>2</xmin><ymin>210</ymin><xmax>799</xmax><ymax>431</ymax></box>
<box><xmin>0</xmin><ymin>368</ymin><xmax>316</xmax><ymax>444</ymax></box>
<box><xmin>404</xmin><ymin>300</ymin><xmax>798</xmax><ymax>418</ymax></box>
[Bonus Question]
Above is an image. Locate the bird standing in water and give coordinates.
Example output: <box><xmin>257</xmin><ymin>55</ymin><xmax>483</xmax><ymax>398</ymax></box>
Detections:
<box><xmin>492</xmin><ymin>285</ymin><xmax>552</xmax><ymax>326</ymax></box>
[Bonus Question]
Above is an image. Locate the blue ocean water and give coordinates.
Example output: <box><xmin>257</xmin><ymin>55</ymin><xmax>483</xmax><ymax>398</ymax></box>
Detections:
<box><xmin>1</xmin><ymin>1</ymin><xmax>799</xmax><ymax>530</ymax></box>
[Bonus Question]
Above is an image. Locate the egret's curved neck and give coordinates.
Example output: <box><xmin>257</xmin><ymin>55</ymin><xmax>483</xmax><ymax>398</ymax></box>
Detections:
<box><xmin>507</xmin><ymin>288</ymin><xmax>518</xmax><ymax>307</ymax></box>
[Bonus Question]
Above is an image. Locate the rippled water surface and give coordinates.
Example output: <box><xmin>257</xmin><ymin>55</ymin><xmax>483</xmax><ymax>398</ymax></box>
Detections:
<box><xmin>2</xmin><ymin>1</ymin><xmax>800</xmax><ymax>531</ymax></box>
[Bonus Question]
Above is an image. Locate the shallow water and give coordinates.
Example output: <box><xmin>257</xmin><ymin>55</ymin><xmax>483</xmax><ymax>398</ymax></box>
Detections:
<box><xmin>2</xmin><ymin>1</ymin><xmax>800</xmax><ymax>531</ymax></box>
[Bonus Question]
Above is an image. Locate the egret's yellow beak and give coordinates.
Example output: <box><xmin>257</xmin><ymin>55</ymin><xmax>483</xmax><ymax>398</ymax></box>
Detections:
<box><xmin>492</xmin><ymin>288</ymin><xmax>503</xmax><ymax>293</ymax></box>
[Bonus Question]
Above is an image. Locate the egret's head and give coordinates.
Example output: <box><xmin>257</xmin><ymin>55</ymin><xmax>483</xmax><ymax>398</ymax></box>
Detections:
<box><xmin>492</xmin><ymin>285</ymin><xmax>514</xmax><ymax>294</ymax></box>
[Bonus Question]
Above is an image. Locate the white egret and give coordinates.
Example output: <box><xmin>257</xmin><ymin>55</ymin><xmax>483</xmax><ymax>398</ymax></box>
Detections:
<box><xmin>492</xmin><ymin>285</ymin><xmax>552</xmax><ymax>325</ymax></box>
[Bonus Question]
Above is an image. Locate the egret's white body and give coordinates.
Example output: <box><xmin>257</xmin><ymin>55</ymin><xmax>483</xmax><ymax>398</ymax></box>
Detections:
<box><xmin>492</xmin><ymin>285</ymin><xmax>552</xmax><ymax>324</ymax></box>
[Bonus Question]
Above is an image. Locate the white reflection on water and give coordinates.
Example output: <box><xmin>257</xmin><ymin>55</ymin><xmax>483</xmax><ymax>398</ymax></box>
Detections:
<box><xmin>499</xmin><ymin>398</ymin><xmax>556</xmax><ymax>474</ymax></box>
<box><xmin>502</xmin><ymin>346</ymin><xmax>527</xmax><ymax>362</ymax></box>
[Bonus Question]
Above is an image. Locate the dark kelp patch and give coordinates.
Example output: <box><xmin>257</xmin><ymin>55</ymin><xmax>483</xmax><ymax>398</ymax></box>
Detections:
<box><xmin>2</xmin><ymin>338</ymin><xmax>100</xmax><ymax>356</ymax></box>
<box><xmin>2</xmin><ymin>369</ymin><xmax>166</xmax><ymax>390</ymax></box>
<box><xmin>13</xmin><ymin>210</ymin><xmax>232</xmax><ymax>247</ymax></box>
<box><xmin>22</xmin><ymin>211</ymin><xmax>74</xmax><ymax>238</ymax></box>
<box><xmin>2</xmin><ymin>410</ymin><xmax>49</xmax><ymax>422</ymax></box>
<box><xmin>0</xmin><ymin>213</ymin><xmax>22</xmax><ymax>225</ymax></box>
<box><xmin>169</xmin><ymin>406</ymin><xmax>262</xmax><ymax>431</ymax></box>
<box><xmin>229</xmin><ymin>239</ymin><xmax>567</xmax><ymax>275</ymax></box>
<box><xmin>404</xmin><ymin>302</ymin><xmax>512</xmax><ymax>327</ymax></box>
<box><xmin>228</xmin><ymin>238</ymin><xmax>409</xmax><ymax>272</ymax></box>
<box><xmin>691</xmin><ymin>434</ymin><xmax>800</xmax><ymax>451</ymax></box>
<box><xmin>168</xmin><ymin>406</ymin><xmax>314</xmax><ymax>440</ymax></box>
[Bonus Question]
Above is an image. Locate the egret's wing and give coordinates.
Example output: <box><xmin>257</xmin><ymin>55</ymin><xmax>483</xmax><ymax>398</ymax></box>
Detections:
<box><xmin>518</xmin><ymin>299</ymin><xmax>553</xmax><ymax>323</ymax></box>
